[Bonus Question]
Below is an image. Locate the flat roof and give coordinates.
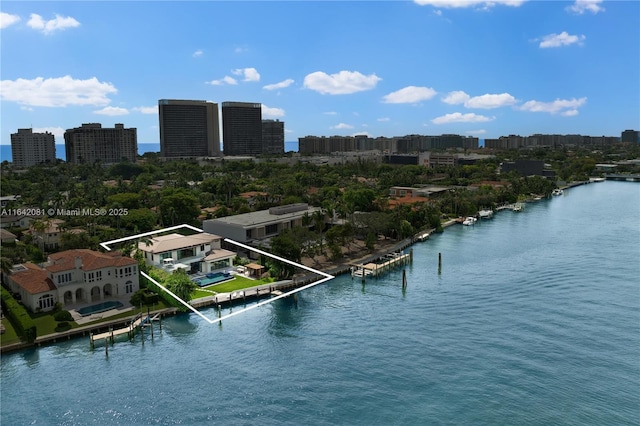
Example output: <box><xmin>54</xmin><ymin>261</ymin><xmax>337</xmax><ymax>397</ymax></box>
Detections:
<box><xmin>204</xmin><ymin>206</ymin><xmax>322</xmax><ymax>228</ymax></box>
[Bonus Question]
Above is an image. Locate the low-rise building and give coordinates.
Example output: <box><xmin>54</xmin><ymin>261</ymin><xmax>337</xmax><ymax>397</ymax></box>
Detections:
<box><xmin>137</xmin><ymin>232</ymin><xmax>235</xmax><ymax>274</ymax></box>
<box><xmin>30</xmin><ymin>218</ymin><xmax>65</xmax><ymax>251</ymax></box>
<box><xmin>4</xmin><ymin>249</ymin><xmax>139</xmax><ymax>312</ymax></box>
<box><xmin>203</xmin><ymin>203</ymin><xmax>322</xmax><ymax>245</ymax></box>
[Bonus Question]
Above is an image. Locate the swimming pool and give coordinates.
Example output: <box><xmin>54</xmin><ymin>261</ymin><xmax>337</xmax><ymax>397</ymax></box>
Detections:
<box><xmin>194</xmin><ymin>272</ymin><xmax>233</xmax><ymax>287</ymax></box>
<box><xmin>78</xmin><ymin>301</ymin><xmax>124</xmax><ymax>316</ymax></box>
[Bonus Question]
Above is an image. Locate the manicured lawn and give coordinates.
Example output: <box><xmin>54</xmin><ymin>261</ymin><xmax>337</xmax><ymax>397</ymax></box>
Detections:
<box><xmin>192</xmin><ymin>275</ymin><xmax>275</xmax><ymax>298</ymax></box>
<box><xmin>0</xmin><ymin>318</ymin><xmax>20</xmax><ymax>345</ymax></box>
<box><xmin>31</xmin><ymin>314</ymin><xmax>79</xmax><ymax>336</ymax></box>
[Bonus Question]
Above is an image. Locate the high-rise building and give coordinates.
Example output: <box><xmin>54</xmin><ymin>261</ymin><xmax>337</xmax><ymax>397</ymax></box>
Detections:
<box><xmin>222</xmin><ymin>102</ymin><xmax>262</xmax><ymax>156</ymax></box>
<box><xmin>621</xmin><ymin>129</ymin><xmax>639</xmax><ymax>143</ymax></box>
<box><xmin>262</xmin><ymin>119</ymin><xmax>285</xmax><ymax>155</ymax></box>
<box><xmin>10</xmin><ymin>128</ymin><xmax>56</xmax><ymax>168</ymax></box>
<box><xmin>159</xmin><ymin>99</ymin><xmax>220</xmax><ymax>158</ymax></box>
<box><xmin>64</xmin><ymin>123</ymin><xmax>137</xmax><ymax>164</ymax></box>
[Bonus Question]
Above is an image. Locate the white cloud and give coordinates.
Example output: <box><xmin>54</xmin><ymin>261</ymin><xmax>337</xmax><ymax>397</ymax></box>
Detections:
<box><xmin>382</xmin><ymin>86</ymin><xmax>437</xmax><ymax>104</ymax></box>
<box><xmin>432</xmin><ymin>112</ymin><xmax>495</xmax><ymax>124</ymax></box>
<box><xmin>442</xmin><ymin>90</ymin><xmax>516</xmax><ymax>108</ymax></box>
<box><xmin>207</xmin><ymin>76</ymin><xmax>238</xmax><ymax>85</ymax></box>
<box><xmin>94</xmin><ymin>106</ymin><xmax>129</xmax><ymax>116</ymax></box>
<box><xmin>234</xmin><ymin>46</ymin><xmax>248</xmax><ymax>54</ymax></box>
<box><xmin>27</xmin><ymin>13</ymin><xmax>80</xmax><ymax>34</ymax></box>
<box><xmin>192</xmin><ymin>49</ymin><xmax>203</xmax><ymax>58</ymax></box>
<box><xmin>539</xmin><ymin>32</ymin><xmax>585</xmax><ymax>48</ymax></box>
<box><xmin>331</xmin><ymin>123</ymin><xmax>354</xmax><ymax>129</ymax></box>
<box><xmin>0</xmin><ymin>76</ymin><xmax>117</xmax><ymax>107</ymax></box>
<box><xmin>442</xmin><ymin>90</ymin><xmax>471</xmax><ymax>105</ymax></box>
<box><xmin>1</xmin><ymin>12</ymin><xmax>20</xmax><ymax>29</ymax></box>
<box><xmin>566</xmin><ymin>0</ymin><xmax>604</xmax><ymax>14</ymax></box>
<box><xmin>520</xmin><ymin>97</ymin><xmax>587</xmax><ymax>115</ymax></box>
<box><xmin>324</xmin><ymin>111</ymin><xmax>338</xmax><ymax>115</ymax></box>
<box><xmin>303</xmin><ymin>70</ymin><xmax>381</xmax><ymax>95</ymax></box>
<box><xmin>232</xmin><ymin>67</ymin><xmax>260</xmax><ymax>82</ymax></box>
<box><xmin>377</xmin><ymin>117</ymin><xmax>391</xmax><ymax>122</ymax></box>
<box><xmin>133</xmin><ymin>105</ymin><xmax>158</xmax><ymax>114</ymax></box>
<box><xmin>262</xmin><ymin>105</ymin><xmax>285</xmax><ymax>118</ymax></box>
<box><xmin>20</xmin><ymin>106</ymin><xmax>34</xmax><ymax>111</ymax></box>
<box><xmin>414</xmin><ymin>0</ymin><xmax>526</xmax><ymax>9</ymax></box>
<box><xmin>465</xmin><ymin>93</ymin><xmax>517</xmax><ymax>109</ymax></box>
<box><xmin>33</xmin><ymin>126</ymin><xmax>65</xmax><ymax>139</ymax></box>
<box><xmin>263</xmin><ymin>79</ymin><xmax>294</xmax><ymax>90</ymax></box>
<box><xmin>285</xmin><ymin>129</ymin><xmax>293</xmax><ymax>134</ymax></box>
<box><xmin>465</xmin><ymin>129</ymin><xmax>487</xmax><ymax>135</ymax></box>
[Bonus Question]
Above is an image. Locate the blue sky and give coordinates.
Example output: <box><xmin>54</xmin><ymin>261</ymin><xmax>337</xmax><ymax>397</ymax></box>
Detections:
<box><xmin>1</xmin><ymin>0</ymin><xmax>638</xmax><ymax>145</ymax></box>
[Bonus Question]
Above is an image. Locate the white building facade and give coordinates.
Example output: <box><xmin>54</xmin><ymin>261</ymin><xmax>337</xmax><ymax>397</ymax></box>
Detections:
<box><xmin>5</xmin><ymin>249</ymin><xmax>139</xmax><ymax>312</ymax></box>
<box><xmin>138</xmin><ymin>232</ymin><xmax>235</xmax><ymax>274</ymax></box>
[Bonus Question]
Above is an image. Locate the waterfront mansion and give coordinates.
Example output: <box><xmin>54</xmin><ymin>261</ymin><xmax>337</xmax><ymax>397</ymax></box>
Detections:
<box><xmin>4</xmin><ymin>249</ymin><xmax>139</xmax><ymax>312</ymax></box>
<box><xmin>137</xmin><ymin>232</ymin><xmax>235</xmax><ymax>275</ymax></box>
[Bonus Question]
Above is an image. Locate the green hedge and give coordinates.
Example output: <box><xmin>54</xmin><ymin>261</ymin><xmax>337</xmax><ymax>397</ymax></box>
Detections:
<box><xmin>53</xmin><ymin>310</ymin><xmax>73</xmax><ymax>322</ymax></box>
<box><xmin>141</xmin><ymin>274</ymin><xmax>179</xmax><ymax>308</ymax></box>
<box><xmin>1</xmin><ymin>287</ymin><xmax>37</xmax><ymax>343</ymax></box>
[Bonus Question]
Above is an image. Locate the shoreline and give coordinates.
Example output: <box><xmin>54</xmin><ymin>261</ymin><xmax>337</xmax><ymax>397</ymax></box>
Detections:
<box><xmin>2</xmin><ymin>184</ymin><xmax>590</xmax><ymax>355</ymax></box>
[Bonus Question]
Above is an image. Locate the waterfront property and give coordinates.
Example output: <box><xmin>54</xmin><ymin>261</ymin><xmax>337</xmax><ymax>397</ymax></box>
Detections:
<box><xmin>137</xmin><ymin>232</ymin><xmax>235</xmax><ymax>274</ymax></box>
<box><xmin>3</xmin><ymin>249</ymin><xmax>139</xmax><ymax>312</ymax></box>
<box><xmin>202</xmin><ymin>203</ymin><xmax>323</xmax><ymax>246</ymax></box>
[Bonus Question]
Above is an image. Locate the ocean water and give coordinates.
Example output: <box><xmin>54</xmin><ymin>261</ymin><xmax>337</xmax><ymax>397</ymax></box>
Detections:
<box><xmin>0</xmin><ymin>142</ymin><xmax>299</xmax><ymax>163</ymax></box>
<box><xmin>1</xmin><ymin>181</ymin><xmax>639</xmax><ymax>425</ymax></box>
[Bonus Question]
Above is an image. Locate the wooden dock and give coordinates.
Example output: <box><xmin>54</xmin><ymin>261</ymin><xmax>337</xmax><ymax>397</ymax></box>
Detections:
<box><xmin>351</xmin><ymin>251</ymin><xmax>412</xmax><ymax>278</ymax></box>
<box><xmin>89</xmin><ymin>312</ymin><xmax>162</xmax><ymax>349</ymax></box>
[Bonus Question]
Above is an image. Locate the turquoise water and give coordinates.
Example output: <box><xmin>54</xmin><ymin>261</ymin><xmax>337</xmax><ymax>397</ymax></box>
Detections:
<box><xmin>194</xmin><ymin>272</ymin><xmax>233</xmax><ymax>287</ymax></box>
<box><xmin>1</xmin><ymin>182</ymin><xmax>639</xmax><ymax>425</ymax></box>
<box><xmin>77</xmin><ymin>301</ymin><xmax>124</xmax><ymax>316</ymax></box>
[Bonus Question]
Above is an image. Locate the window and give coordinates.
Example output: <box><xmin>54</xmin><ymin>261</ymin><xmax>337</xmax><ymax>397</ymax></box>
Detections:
<box><xmin>38</xmin><ymin>294</ymin><xmax>55</xmax><ymax>310</ymax></box>
<box><xmin>265</xmin><ymin>223</ymin><xmax>278</xmax><ymax>235</ymax></box>
<box><xmin>125</xmin><ymin>281</ymin><xmax>133</xmax><ymax>294</ymax></box>
<box><xmin>96</xmin><ymin>271</ymin><xmax>102</xmax><ymax>280</ymax></box>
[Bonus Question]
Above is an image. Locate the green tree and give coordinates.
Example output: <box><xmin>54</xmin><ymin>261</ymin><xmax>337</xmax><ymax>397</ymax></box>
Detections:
<box><xmin>158</xmin><ymin>189</ymin><xmax>200</xmax><ymax>225</ymax></box>
<box><xmin>164</xmin><ymin>269</ymin><xmax>197</xmax><ymax>305</ymax></box>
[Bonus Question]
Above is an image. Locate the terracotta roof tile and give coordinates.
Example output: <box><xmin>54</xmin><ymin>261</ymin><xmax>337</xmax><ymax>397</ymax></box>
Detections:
<box><xmin>10</xmin><ymin>263</ymin><xmax>57</xmax><ymax>295</ymax></box>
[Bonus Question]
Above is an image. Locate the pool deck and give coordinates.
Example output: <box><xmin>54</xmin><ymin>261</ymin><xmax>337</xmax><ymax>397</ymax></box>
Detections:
<box><xmin>67</xmin><ymin>297</ymin><xmax>136</xmax><ymax>325</ymax></box>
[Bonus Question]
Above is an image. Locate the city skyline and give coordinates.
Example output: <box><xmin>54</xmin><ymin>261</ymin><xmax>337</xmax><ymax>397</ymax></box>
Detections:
<box><xmin>1</xmin><ymin>1</ymin><xmax>638</xmax><ymax>145</ymax></box>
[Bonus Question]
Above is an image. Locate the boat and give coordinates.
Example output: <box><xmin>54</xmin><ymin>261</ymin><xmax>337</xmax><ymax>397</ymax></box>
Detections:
<box><xmin>552</xmin><ymin>188</ymin><xmax>564</xmax><ymax>196</ymax></box>
<box><xmin>512</xmin><ymin>203</ymin><xmax>524</xmax><ymax>212</ymax></box>
<box><xmin>478</xmin><ymin>209</ymin><xmax>493</xmax><ymax>219</ymax></box>
<box><xmin>351</xmin><ymin>267</ymin><xmax>373</xmax><ymax>278</ymax></box>
<box><xmin>462</xmin><ymin>216</ymin><xmax>477</xmax><ymax>226</ymax></box>
<box><xmin>416</xmin><ymin>231</ymin><xmax>430</xmax><ymax>242</ymax></box>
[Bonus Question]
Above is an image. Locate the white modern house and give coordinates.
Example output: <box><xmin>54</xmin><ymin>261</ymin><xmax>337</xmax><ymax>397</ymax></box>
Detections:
<box><xmin>137</xmin><ymin>232</ymin><xmax>235</xmax><ymax>274</ymax></box>
<box><xmin>4</xmin><ymin>249</ymin><xmax>139</xmax><ymax>312</ymax></box>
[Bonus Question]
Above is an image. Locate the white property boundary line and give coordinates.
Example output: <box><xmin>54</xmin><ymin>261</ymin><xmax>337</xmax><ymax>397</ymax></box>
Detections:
<box><xmin>100</xmin><ymin>224</ymin><xmax>335</xmax><ymax>325</ymax></box>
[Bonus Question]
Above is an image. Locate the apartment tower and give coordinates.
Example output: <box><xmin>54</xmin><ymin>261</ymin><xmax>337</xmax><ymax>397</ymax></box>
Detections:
<box><xmin>261</xmin><ymin>119</ymin><xmax>285</xmax><ymax>155</ymax></box>
<box><xmin>158</xmin><ymin>99</ymin><xmax>221</xmax><ymax>158</ymax></box>
<box><xmin>222</xmin><ymin>102</ymin><xmax>262</xmax><ymax>156</ymax></box>
<box><xmin>10</xmin><ymin>128</ymin><xmax>56</xmax><ymax>168</ymax></box>
<box><xmin>64</xmin><ymin>123</ymin><xmax>137</xmax><ymax>164</ymax></box>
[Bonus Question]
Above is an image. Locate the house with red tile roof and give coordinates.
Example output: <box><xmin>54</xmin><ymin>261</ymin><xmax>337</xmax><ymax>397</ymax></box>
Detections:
<box><xmin>4</xmin><ymin>249</ymin><xmax>139</xmax><ymax>312</ymax></box>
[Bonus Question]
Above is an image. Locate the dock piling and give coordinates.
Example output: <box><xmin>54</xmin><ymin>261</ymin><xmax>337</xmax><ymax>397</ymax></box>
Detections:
<box><xmin>438</xmin><ymin>252</ymin><xmax>442</xmax><ymax>274</ymax></box>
